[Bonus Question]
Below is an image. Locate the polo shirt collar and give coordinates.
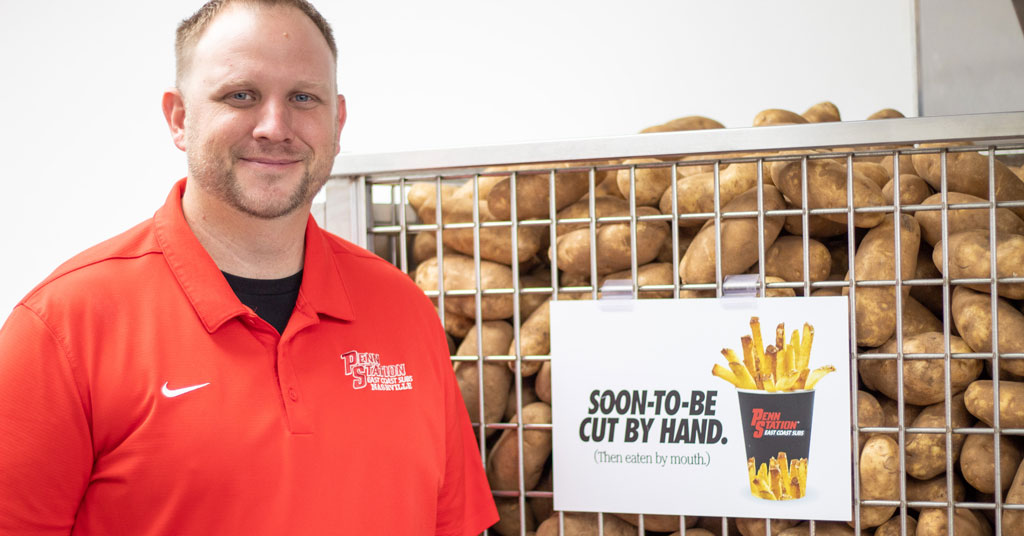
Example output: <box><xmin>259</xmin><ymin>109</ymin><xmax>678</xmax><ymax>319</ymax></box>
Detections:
<box><xmin>154</xmin><ymin>178</ymin><xmax>355</xmax><ymax>333</ymax></box>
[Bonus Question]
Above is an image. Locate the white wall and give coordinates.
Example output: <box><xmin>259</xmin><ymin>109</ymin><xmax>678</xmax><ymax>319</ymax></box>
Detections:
<box><xmin>0</xmin><ymin>0</ymin><xmax>920</xmax><ymax>322</ymax></box>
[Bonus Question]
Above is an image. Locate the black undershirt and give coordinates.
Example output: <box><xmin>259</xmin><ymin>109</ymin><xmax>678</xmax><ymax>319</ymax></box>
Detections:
<box><xmin>222</xmin><ymin>270</ymin><xmax>303</xmax><ymax>334</ymax></box>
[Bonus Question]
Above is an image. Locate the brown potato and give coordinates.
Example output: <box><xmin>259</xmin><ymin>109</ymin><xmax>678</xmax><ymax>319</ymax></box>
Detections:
<box><xmin>415</xmin><ymin>254</ymin><xmax>514</xmax><ymax>320</ymax></box>
<box><xmin>876</xmin><ymin>394</ymin><xmax>924</xmax><ymax>442</ymax></box>
<box><xmin>844</xmin><ymin>214</ymin><xmax>922</xmax><ymax>347</ymax></box>
<box><xmin>640</xmin><ymin>115</ymin><xmax>724</xmax><ymax>133</ymax></box>
<box><xmin>669</xmin><ymin>529</ymin><xmax>715</xmax><ymax>536</ymax></box>
<box><xmin>679</xmin><ymin>185</ymin><xmax>786</xmax><ymax>284</ymax></box>
<box><xmin>910</xmin><ymin>245</ymin><xmax>944</xmax><ymax>319</ymax></box>
<box><xmin>437</xmin><ymin>305</ymin><xmax>474</xmax><ymax>338</ymax></box>
<box><xmin>657</xmin><ymin>226</ymin><xmax>697</xmax><ymax>263</ymax></box>
<box><xmin>883</xmin><ymin>174</ymin><xmax>933</xmax><ymax>208</ymax></box>
<box><xmin>487</xmin><ymin>401</ymin><xmax>551</xmax><ymax>491</ymax></box>
<box><xmin>534</xmin><ymin>361</ymin><xmax>551</xmax><ymax>403</ymax></box>
<box><xmin>858</xmin><ymin>435</ymin><xmax>901</xmax><ymax>527</ymax></box>
<box><xmin>513</xmin><ymin>299</ymin><xmax>551</xmax><ymax>377</ymax></box>
<box><xmin>491</xmin><ymin>497</ymin><xmax>536</xmax><ymax>536</ymax></box>
<box><xmin>880</xmin><ymin>153</ymin><xmax>919</xmax><ymax>178</ymax></box>
<box><xmin>874</xmin><ymin>515</ymin><xmax>917</xmax><ymax>536</ymax></box>
<box><xmin>906</xmin><ymin>472</ymin><xmax>967</xmax><ymax>508</ymax></box>
<box><xmin>854</xmin><ymin>162</ymin><xmax>893</xmax><ymax>189</ymax></box>
<box><xmin>960</xmin><ymin>423</ymin><xmax>1024</xmax><ymax>493</ymax></box>
<box><xmin>858</xmin><ymin>390</ymin><xmax>885</xmax><ymax>449</ymax></box>
<box><xmin>487</xmin><ymin>162</ymin><xmax>592</xmax><ymax>221</ymax></box>
<box><xmin>780</xmin><ymin>521</ymin><xmax>856</xmax><ymax>536</ymax></box>
<box><xmin>519</xmin><ymin>269</ymin><xmax>552</xmax><ymax>321</ymax></box>
<box><xmin>861</xmin><ymin>333</ymin><xmax>981</xmax><ymax>406</ymax></box>
<box><xmin>610</xmin><ymin>513</ymin><xmax>695</xmax><ymax>532</ymax></box>
<box><xmin>505</xmin><ymin>377</ymin><xmax>538</xmax><ymax>422</ymax></box>
<box><xmin>616</xmin><ymin>158</ymin><xmax>674</xmax><ymax>207</ymax></box>
<box><xmin>408</xmin><ymin>181</ymin><xmax>458</xmax><ymax>221</ymax></box>
<box><xmin>735</xmin><ymin>517</ymin><xmax>799</xmax><ymax>536</ymax></box>
<box><xmin>455</xmin><ymin>321</ymin><xmax>514</xmax><ymax>437</ymax></box>
<box><xmin>915</xmin><ymin>192</ymin><xmax>1024</xmax><ymax>246</ymax></box>
<box><xmin>771</xmin><ymin>158</ymin><xmax>887</xmax><ymax>229</ymax></box>
<box><xmin>867</xmin><ymin>108</ymin><xmax>905</xmax><ymax>120</ymax></box>
<box><xmin>554</xmin><ymin>206</ymin><xmax>669</xmax><ymax>276</ymax></box>
<box><xmin>905</xmin><ymin>393</ymin><xmax>974</xmax><ymax>480</ymax></box>
<box><xmin>917</xmin><ymin>508</ymin><xmax>992</xmax><ymax>536</ymax></box>
<box><xmin>437</xmin><ymin>194</ymin><xmax>547</xmax><ymax>265</ymax></box>
<box><xmin>802</xmin><ymin>101</ymin><xmax>841</xmax><ymax>123</ymax></box>
<box><xmin>753</xmin><ymin>108</ymin><xmax>809</xmax><ymax>126</ymax></box>
<box><xmin>934</xmin><ymin>230</ymin><xmax>1024</xmax><ymax>299</ymax></box>
<box><xmin>952</xmin><ymin>285</ymin><xmax>1024</xmax><ymax>376</ymax></box>
<box><xmin>535</xmin><ymin>512</ymin><xmax>637</xmax><ymax>536</ymax></box>
<box><xmin>600</xmin><ymin>262</ymin><xmax>675</xmax><ymax>299</ymax></box>
<box><xmin>763</xmin><ymin>276</ymin><xmax>796</xmax><ymax>297</ymax></box>
<box><xmin>697</xmin><ymin>517</ymin><xmax>740</xmax><ymax>536</ymax></box>
<box><xmin>530</xmin><ymin>469</ymin><xmax>553</xmax><ymax>524</ymax></box>
<box><xmin>898</xmin><ymin>295</ymin><xmax>944</xmax><ymax>338</ymax></box>
<box><xmin>1004</xmin><ymin>457</ymin><xmax>1024</xmax><ymax>534</ymax></box>
<box><xmin>412</xmin><ymin>231</ymin><xmax>439</xmax><ymax>267</ymax></box>
<box><xmin>782</xmin><ymin>212</ymin><xmax>851</xmax><ymax>238</ymax></box>
<box><xmin>912</xmin><ymin>148</ymin><xmax>1024</xmax><ymax>221</ymax></box>
<box><xmin>659</xmin><ymin>163</ymin><xmax>762</xmax><ymax>228</ymax></box>
<box><xmin>964</xmin><ymin>380</ymin><xmax>1024</xmax><ymax>429</ymax></box>
<box><xmin>763</xmin><ymin>235</ymin><xmax>832</xmax><ymax>283</ymax></box>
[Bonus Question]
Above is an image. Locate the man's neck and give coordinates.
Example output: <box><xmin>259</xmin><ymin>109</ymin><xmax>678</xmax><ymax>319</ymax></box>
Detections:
<box><xmin>181</xmin><ymin>184</ymin><xmax>308</xmax><ymax>279</ymax></box>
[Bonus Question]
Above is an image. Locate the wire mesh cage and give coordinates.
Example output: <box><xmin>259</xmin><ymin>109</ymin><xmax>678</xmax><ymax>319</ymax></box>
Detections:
<box><xmin>326</xmin><ymin>111</ymin><xmax>1024</xmax><ymax>536</ymax></box>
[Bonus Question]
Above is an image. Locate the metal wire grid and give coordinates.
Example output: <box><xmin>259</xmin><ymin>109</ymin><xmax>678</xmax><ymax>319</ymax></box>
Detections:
<box><xmin>335</xmin><ymin>114</ymin><xmax>1024</xmax><ymax>536</ymax></box>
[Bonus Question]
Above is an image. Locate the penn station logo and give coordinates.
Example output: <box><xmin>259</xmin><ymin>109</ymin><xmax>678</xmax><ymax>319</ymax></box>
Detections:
<box><xmin>340</xmin><ymin>350</ymin><xmax>414</xmax><ymax>391</ymax></box>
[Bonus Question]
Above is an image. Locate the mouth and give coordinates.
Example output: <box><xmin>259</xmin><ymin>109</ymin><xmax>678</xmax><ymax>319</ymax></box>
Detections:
<box><xmin>239</xmin><ymin>157</ymin><xmax>302</xmax><ymax>167</ymax></box>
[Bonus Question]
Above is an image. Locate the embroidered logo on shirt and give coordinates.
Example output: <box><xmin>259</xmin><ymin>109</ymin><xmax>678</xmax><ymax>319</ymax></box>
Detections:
<box><xmin>340</xmin><ymin>350</ymin><xmax>414</xmax><ymax>391</ymax></box>
<box><xmin>161</xmin><ymin>381</ymin><xmax>211</xmax><ymax>398</ymax></box>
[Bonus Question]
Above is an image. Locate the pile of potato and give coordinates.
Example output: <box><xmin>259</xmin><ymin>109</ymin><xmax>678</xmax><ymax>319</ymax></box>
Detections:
<box><xmin>401</xmin><ymin>102</ymin><xmax>1024</xmax><ymax>535</ymax></box>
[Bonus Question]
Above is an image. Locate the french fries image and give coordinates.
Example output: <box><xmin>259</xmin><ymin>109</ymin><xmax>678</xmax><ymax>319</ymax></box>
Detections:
<box><xmin>746</xmin><ymin>453</ymin><xmax>809</xmax><ymax>500</ymax></box>
<box><xmin>711</xmin><ymin>317</ymin><xmax>834</xmax><ymax>392</ymax></box>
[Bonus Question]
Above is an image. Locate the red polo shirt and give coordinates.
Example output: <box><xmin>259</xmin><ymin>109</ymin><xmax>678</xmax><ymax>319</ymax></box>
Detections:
<box><xmin>0</xmin><ymin>179</ymin><xmax>497</xmax><ymax>535</ymax></box>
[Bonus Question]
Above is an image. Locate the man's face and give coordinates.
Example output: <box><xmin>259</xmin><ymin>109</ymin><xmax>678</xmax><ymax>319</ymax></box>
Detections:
<box><xmin>174</xmin><ymin>4</ymin><xmax>344</xmax><ymax>219</ymax></box>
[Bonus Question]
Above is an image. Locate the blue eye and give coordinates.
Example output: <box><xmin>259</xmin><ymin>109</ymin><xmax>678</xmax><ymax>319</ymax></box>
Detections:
<box><xmin>230</xmin><ymin>92</ymin><xmax>252</xmax><ymax>101</ymax></box>
<box><xmin>294</xmin><ymin>94</ymin><xmax>312</xmax><ymax>103</ymax></box>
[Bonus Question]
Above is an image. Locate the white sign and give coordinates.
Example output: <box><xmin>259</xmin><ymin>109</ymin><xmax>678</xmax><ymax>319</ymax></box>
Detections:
<box><xmin>551</xmin><ymin>297</ymin><xmax>852</xmax><ymax>521</ymax></box>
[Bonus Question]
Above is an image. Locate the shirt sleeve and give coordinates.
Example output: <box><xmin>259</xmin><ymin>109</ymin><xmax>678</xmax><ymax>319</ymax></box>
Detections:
<box><xmin>434</xmin><ymin>329</ymin><xmax>498</xmax><ymax>536</ymax></box>
<box><xmin>0</xmin><ymin>305</ymin><xmax>93</xmax><ymax>534</ymax></box>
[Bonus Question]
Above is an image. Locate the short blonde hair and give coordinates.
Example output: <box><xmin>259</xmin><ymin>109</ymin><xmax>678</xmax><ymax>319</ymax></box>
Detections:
<box><xmin>174</xmin><ymin>0</ymin><xmax>337</xmax><ymax>85</ymax></box>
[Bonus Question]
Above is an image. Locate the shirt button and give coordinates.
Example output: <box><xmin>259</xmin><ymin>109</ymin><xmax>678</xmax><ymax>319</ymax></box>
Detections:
<box><xmin>288</xmin><ymin>388</ymin><xmax>299</xmax><ymax>402</ymax></box>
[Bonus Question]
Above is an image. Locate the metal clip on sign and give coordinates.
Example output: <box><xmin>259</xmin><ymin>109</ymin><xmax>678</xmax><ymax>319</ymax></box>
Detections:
<box><xmin>722</xmin><ymin>273</ymin><xmax>761</xmax><ymax>309</ymax></box>
<box><xmin>598</xmin><ymin>278</ymin><xmax>635</xmax><ymax>312</ymax></box>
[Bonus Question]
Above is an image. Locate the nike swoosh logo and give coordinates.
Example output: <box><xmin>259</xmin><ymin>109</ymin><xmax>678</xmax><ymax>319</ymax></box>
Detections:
<box><xmin>161</xmin><ymin>381</ymin><xmax>211</xmax><ymax>398</ymax></box>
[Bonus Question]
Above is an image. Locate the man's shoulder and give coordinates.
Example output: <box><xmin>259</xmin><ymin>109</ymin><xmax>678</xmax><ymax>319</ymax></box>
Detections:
<box><xmin>317</xmin><ymin>228</ymin><xmax>410</xmax><ymax>281</ymax></box>
<box><xmin>22</xmin><ymin>218</ymin><xmax>162</xmax><ymax>308</ymax></box>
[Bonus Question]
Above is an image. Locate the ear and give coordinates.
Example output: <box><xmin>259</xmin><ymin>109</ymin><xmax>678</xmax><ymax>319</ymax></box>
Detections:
<box><xmin>335</xmin><ymin>94</ymin><xmax>347</xmax><ymax>155</ymax></box>
<box><xmin>162</xmin><ymin>88</ymin><xmax>187</xmax><ymax>152</ymax></box>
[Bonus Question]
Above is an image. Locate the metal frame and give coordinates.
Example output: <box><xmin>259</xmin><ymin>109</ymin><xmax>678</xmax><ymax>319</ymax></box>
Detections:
<box><xmin>327</xmin><ymin>112</ymin><xmax>1024</xmax><ymax>536</ymax></box>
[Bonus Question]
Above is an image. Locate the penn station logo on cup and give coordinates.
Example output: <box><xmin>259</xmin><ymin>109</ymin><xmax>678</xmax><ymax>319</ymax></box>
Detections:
<box><xmin>711</xmin><ymin>316</ymin><xmax>835</xmax><ymax>501</ymax></box>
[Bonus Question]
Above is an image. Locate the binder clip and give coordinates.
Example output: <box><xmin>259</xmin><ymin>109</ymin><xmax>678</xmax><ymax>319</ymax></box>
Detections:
<box><xmin>721</xmin><ymin>273</ymin><xmax>761</xmax><ymax>309</ymax></box>
<box><xmin>598</xmin><ymin>278</ymin><xmax>635</xmax><ymax>312</ymax></box>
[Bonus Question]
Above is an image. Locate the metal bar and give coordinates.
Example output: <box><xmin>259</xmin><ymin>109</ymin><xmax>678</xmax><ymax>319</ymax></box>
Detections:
<box><xmin>334</xmin><ymin>113</ymin><xmax>1024</xmax><ymax>176</ymax></box>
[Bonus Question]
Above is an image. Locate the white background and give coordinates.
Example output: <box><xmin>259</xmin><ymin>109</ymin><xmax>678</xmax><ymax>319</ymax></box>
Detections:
<box><xmin>550</xmin><ymin>297</ymin><xmax>853</xmax><ymax>520</ymax></box>
<box><xmin>0</xmin><ymin>0</ymin><xmax>926</xmax><ymax>320</ymax></box>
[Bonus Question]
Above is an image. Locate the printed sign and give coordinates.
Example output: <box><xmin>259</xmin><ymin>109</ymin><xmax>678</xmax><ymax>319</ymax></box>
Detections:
<box><xmin>550</xmin><ymin>297</ymin><xmax>852</xmax><ymax>520</ymax></box>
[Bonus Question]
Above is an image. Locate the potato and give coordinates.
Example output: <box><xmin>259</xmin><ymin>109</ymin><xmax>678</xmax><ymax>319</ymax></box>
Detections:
<box><xmin>657</xmin><ymin>226</ymin><xmax>697</xmax><ymax>263</ymax></box>
<box><xmin>669</xmin><ymin>529</ymin><xmax>715</xmax><ymax>536</ymax></box>
<box><xmin>910</xmin><ymin>245</ymin><xmax>945</xmax><ymax>319</ymax></box>
<box><xmin>880</xmin><ymin>153</ymin><xmax>919</xmax><ymax>178</ymax></box>
<box><xmin>530</xmin><ymin>469</ymin><xmax>553</xmax><ymax>523</ymax></box>
<box><xmin>610</xmin><ymin>513</ymin><xmax>694</xmax><ymax>532</ymax></box>
<box><xmin>487</xmin><ymin>162</ymin><xmax>592</xmax><ymax>221</ymax></box>
<box><xmin>659</xmin><ymin>163</ymin><xmax>762</xmax><ymax>228</ymax></box>
<box><xmin>858</xmin><ymin>389</ymin><xmax>885</xmax><ymax>448</ymax></box>
<box><xmin>952</xmin><ymin>286</ymin><xmax>1024</xmax><ymax>376</ymax></box>
<box><xmin>408</xmin><ymin>181</ymin><xmax>458</xmax><ymax>221</ymax></box>
<box><xmin>964</xmin><ymin>380</ymin><xmax>1024</xmax><ymax>429</ymax></box>
<box><xmin>897</xmin><ymin>295</ymin><xmax>944</xmax><ymax>337</ymax></box>
<box><xmin>868</xmin><ymin>108</ymin><xmax>905</xmax><ymax>120</ymax></box>
<box><xmin>854</xmin><ymin>162</ymin><xmax>893</xmax><ymax>189</ymax></box>
<box><xmin>802</xmin><ymin>101</ymin><xmax>841</xmax><ymax>123</ymax></box>
<box><xmin>771</xmin><ymin>158</ymin><xmax>887</xmax><ymax>229</ymax></box>
<box><xmin>844</xmin><ymin>214</ymin><xmax>922</xmax><ymax>347</ymax></box>
<box><xmin>616</xmin><ymin>158</ymin><xmax>674</xmax><ymax>207</ymax></box>
<box><xmin>487</xmin><ymin>401</ymin><xmax>552</xmax><ymax>491</ymax></box>
<box><xmin>492</xmin><ymin>497</ymin><xmax>536</xmax><ymax>536</ymax></box>
<box><xmin>915</xmin><ymin>192</ymin><xmax>1024</xmax><ymax>246</ymax></box>
<box><xmin>438</xmin><ymin>305</ymin><xmax>474</xmax><ymax>338</ymax></box>
<box><xmin>861</xmin><ymin>333</ymin><xmax>981</xmax><ymax>406</ymax></box>
<box><xmin>512</xmin><ymin>299</ymin><xmax>551</xmax><ymax>377</ymax></box>
<box><xmin>554</xmin><ymin>196</ymin><xmax>631</xmax><ymax>236</ymax></box>
<box><xmin>876</xmin><ymin>394</ymin><xmax>924</xmax><ymax>441</ymax></box>
<box><xmin>455</xmin><ymin>321</ymin><xmax>513</xmax><ymax>436</ymax></box>
<box><xmin>874</xmin><ymin>515</ymin><xmax>917</xmax><ymax>536</ymax></box>
<box><xmin>535</xmin><ymin>512</ymin><xmax>637</xmax><ymax>536</ymax></box>
<box><xmin>435</xmin><ymin>195</ymin><xmax>547</xmax><ymax>265</ymax></box>
<box><xmin>763</xmin><ymin>276</ymin><xmax>797</xmax><ymax>297</ymax></box>
<box><xmin>519</xmin><ymin>269</ymin><xmax>552</xmax><ymax>321</ymax></box>
<box><xmin>640</xmin><ymin>115</ymin><xmax>724</xmax><ymax>133</ymax></box>
<box><xmin>917</xmin><ymin>508</ymin><xmax>992</xmax><ymax>536</ymax></box>
<box><xmin>934</xmin><ymin>230</ymin><xmax>1024</xmax><ymax>299</ymax></box>
<box><xmin>535</xmin><ymin>361</ymin><xmax>551</xmax><ymax>403</ymax></box>
<box><xmin>679</xmin><ymin>185</ymin><xmax>786</xmax><ymax>284</ymax></box>
<box><xmin>906</xmin><ymin>472</ymin><xmax>967</xmax><ymax>508</ymax></box>
<box><xmin>554</xmin><ymin>206</ymin><xmax>669</xmax><ymax>276</ymax></box>
<box><xmin>960</xmin><ymin>423</ymin><xmax>1024</xmax><ymax>493</ymax></box>
<box><xmin>600</xmin><ymin>262</ymin><xmax>675</xmax><ymax>299</ymax></box>
<box><xmin>779</xmin><ymin>521</ymin><xmax>856</xmax><ymax>536</ymax></box>
<box><xmin>858</xmin><ymin>435</ymin><xmax>901</xmax><ymax>528</ymax></box>
<box><xmin>735</xmin><ymin>517</ymin><xmax>798</xmax><ymax>536</ymax></box>
<box><xmin>763</xmin><ymin>235</ymin><xmax>831</xmax><ymax>283</ymax></box>
<box><xmin>905</xmin><ymin>393</ymin><xmax>974</xmax><ymax>480</ymax></box>
<box><xmin>697</xmin><ymin>517</ymin><xmax>740</xmax><ymax>536</ymax></box>
<box><xmin>505</xmin><ymin>377</ymin><xmax>538</xmax><ymax>422</ymax></box>
<box><xmin>1004</xmin><ymin>457</ymin><xmax>1024</xmax><ymax>534</ymax></box>
<box><xmin>415</xmin><ymin>254</ymin><xmax>514</xmax><ymax>320</ymax></box>
<box><xmin>753</xmin><ymin>108</ymin><xmax>808</xmax><ymax>126</ymax></box>
<box><xmin>883</xmin><ymin>174</ymin><xmax>933</xmax><ymax>208</ymax></box>
<box><xmin>912</xmin><ymin>148</ymin><xmax>1024</xmax><ymax>221</ymax></box>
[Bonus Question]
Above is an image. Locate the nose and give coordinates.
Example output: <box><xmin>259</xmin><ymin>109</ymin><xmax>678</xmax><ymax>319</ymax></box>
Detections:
<box><xmin>251</xmin><ymin>99</ymin><xmax>294</xmax><ymax>143</ymax></box>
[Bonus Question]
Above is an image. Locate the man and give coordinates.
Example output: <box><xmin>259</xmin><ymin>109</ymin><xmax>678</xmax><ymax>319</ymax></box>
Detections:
<box><xmin>0</xmin><ymin>1</ymin><xmax>497</xmax><ymax>534</ymax></box>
